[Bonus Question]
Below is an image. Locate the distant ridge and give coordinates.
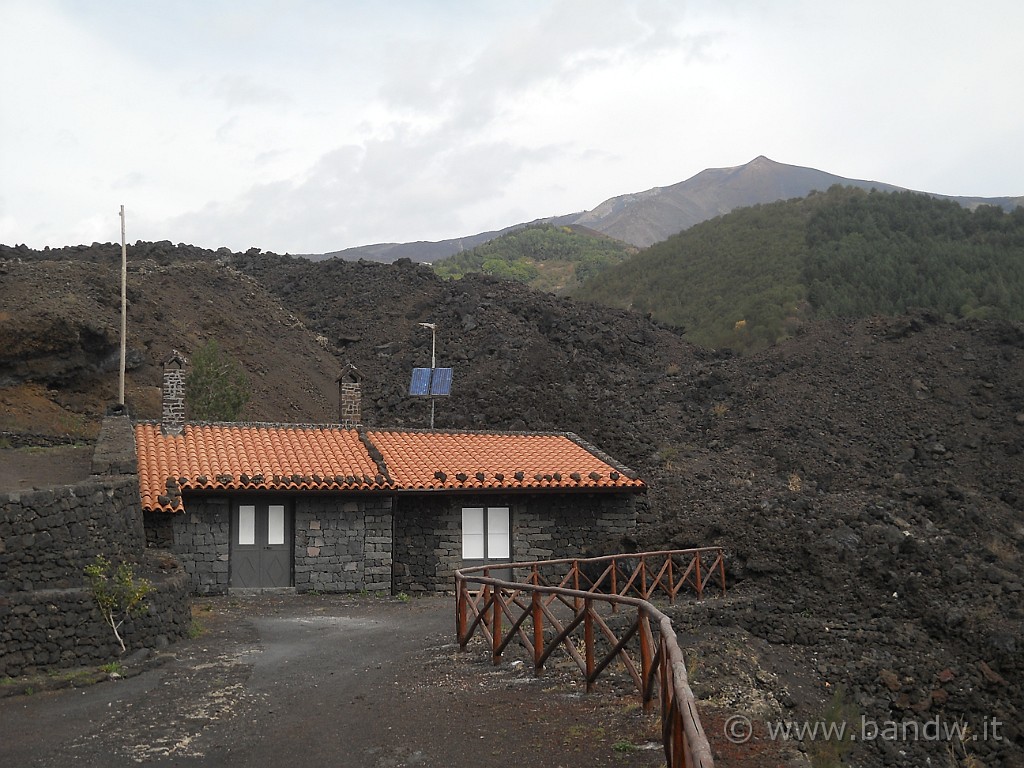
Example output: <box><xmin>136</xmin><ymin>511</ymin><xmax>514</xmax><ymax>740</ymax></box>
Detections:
<box><xmin>309</xmin><ymin>214</ymin><xmax>578</xmax><ymax>264</ymax></box>
<box><xmin>574</xmin><ymin>156</ymin><xmax>1023</xmax><ymax>247</ymax></box>
<box><xmin>313</xmin><ymin>156</ymin><xmax>1023</xmax><ymax>262</ymax></box>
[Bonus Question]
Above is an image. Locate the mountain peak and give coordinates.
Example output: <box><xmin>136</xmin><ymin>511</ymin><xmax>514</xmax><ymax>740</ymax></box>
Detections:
<box><xmin>318</xmin><ymin>157</ymin><xmax>1022</xmax><ymax>262</ymax></box>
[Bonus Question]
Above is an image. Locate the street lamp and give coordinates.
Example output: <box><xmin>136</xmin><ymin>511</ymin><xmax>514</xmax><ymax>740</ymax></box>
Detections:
<box><xmin>418</xmin><ymin>322</ymin><xmax>437</xmax><ymax>428</ymax></box>
<box><xmin>418</xmin><ymin>322</ymin><xmax>436</xmax><ymax>368</ymax></box>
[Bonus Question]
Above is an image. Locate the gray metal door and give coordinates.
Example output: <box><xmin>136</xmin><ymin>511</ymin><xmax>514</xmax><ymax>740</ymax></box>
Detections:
<box><xmin>231</xmin><ymin>500</ymin><xmax>292</xmax><ymax>588</ymax></box>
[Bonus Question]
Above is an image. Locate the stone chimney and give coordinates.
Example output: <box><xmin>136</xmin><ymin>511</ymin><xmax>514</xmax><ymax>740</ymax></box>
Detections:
<box><xmin>162</xmin><ymin>350</ymin><xmax>188</xmax><ymax>436</ymax></box>
<box><xmin>337</xmin><ymin>364</ymin><xmax>362</xmax><ymax>428</ymax></box>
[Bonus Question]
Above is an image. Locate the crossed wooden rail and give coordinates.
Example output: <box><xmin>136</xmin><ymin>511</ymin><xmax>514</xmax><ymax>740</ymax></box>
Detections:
<box><xmin>455</xmin><ymin>548</ymin><xmax>725</xmax><ymax>768</ymax></box>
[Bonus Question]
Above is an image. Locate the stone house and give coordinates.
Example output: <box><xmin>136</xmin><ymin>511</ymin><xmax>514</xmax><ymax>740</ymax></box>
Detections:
<box><xmin>137</xmin><ymin>357</ymin><xmax>645</xmax><ymax>595</ymax></box>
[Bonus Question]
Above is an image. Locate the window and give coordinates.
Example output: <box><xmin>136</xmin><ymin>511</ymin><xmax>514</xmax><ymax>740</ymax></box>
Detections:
<box><xmin>268</xmin><ymin>504</ymin><xmax>285</xmax><ymax>545</ymax></box>
<box><xmin>462</xmin><ymin>506</ymin><xmax>510</xmax><ymax>562</ymax></box>
<box><xmin>238</xmin><ymin>504</ymin><xmax>256</xmax><ymax>545</ymax></box>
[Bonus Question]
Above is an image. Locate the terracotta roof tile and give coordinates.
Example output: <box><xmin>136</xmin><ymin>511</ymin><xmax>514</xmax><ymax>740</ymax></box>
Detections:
<box><xmin>135</xmin><ymin>423</ymin><xmax>644</xmax><ymax>513</ymax></box>
<box><xmin>366</xmin><ymin>430</ymin><xmax>645</xmax><ymax>493</ymax></box>
<box><xmin>135</xmin><ymin>423</ymin><xmax>387</xmax><ymax>512</ymax></box>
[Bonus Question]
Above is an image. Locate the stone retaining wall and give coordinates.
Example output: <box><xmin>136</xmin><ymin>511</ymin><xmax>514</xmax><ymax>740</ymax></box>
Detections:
<box><xmin>0</xmin><ymin>476</ymin><xmax>144</xmax><ymax>592</ymax></box>
<box><xmin>1</xmin><ymin>413</ymin><xmax>191</xmax><ymax>677</ymax></box>
<box><xmin>0</xmin><ymin>570</ymin><xmax>190</xmax><ymax>677</ymax></box>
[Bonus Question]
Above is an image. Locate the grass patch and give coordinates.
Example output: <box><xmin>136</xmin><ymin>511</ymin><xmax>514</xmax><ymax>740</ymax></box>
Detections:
<box><xmin>188</xmin><ymin>618</ymin><xmax>206</xmax><ymax>639</ymax></box>
<box><xmin>808</xmin><ymin>685</ymin><xmax>858</xmax><ymax>768</ymax></box>
<box><xmin>1</xmin><ymin>664</ymin><xmax>112</xmax><ymax>697</ymax></box>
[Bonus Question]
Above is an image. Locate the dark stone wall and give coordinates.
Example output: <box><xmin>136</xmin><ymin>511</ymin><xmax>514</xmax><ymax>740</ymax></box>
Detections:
<box><xmin>144</xmin><ymin>510</ymin><xmax>174</xmax><ymax>548</ymax></box>
<box><xmin>392</xmin><ymin>492</ymin><xmax>637</xmax><ymax>594</ymax></box>
<box><xmin>170</xmin><ymin>497</ymin><xmax>230</xmax><ymax>596</ymax></box>
<box><xmin>90</xmin><ymin>413</ymin><xmax>137</xmax><ymax>475</ymax></box>
<box><xmin>392</xmin><ymin>494</ymin><xmax>457</xmax><ymax>594</ymax></box>
<box><xmin>0</xmin><ymin>476</ymin><xmax>144</xmax><ymax>592</ymax></box>
<box><xmin>159</xmin><ymin>490</ymin><xmax>635</xmax><ymax>596</ymax></box>
<box><xmin>166</xmin><ymin>494</ymin><xmax>395</xmax><ymax>595</ymax></box>
<box><xmin>0</xmin><ymin>571</ymin><xmax>190</xmax><ymax>677</ymax></box>
<box><xmin>294</xmin><ymin>495</ymin><xmax>393</xmax><ymax>594</ymax></box>
<box><xmin>514</xmin><ymin>493</ymin><xmax>636</xmax><ymax>561</ymax></box>
<box><xmin>1</xmin><ymin>412</ymin><xmax>191</xmax><ymax>677</ymax></box>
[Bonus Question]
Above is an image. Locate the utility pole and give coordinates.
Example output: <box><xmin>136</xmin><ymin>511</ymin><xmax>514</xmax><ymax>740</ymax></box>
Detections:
<box><xmin>118</xmin><ymin>206</ymin><xmax>127</xmax><ymax>406</ymax></box>
<box><xmin>418</xmin><ymin>322</ymin><xmax>436</xmax><ymax>428</ymax></box>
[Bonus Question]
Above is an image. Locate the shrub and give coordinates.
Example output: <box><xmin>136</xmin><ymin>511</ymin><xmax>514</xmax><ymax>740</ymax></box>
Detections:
<box><xmin>84</xmin><ymin>556</ymin><xmax>153</xmax><ymax>654</ymax></box>
<box><xmin>185</xmin><ymin>340</ymin><xmax>251</xmax><ymax>421</ymax></box>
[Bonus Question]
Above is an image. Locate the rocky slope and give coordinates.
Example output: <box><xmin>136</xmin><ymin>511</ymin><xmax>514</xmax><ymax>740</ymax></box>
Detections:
<box><xmin>1</xmin><ymin>241</ymin><xmax>1022</xmax><ymax>766</ymax></box>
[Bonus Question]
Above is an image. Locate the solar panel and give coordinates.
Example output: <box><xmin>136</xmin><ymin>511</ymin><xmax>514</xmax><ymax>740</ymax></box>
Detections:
<box><xmin>409</xmin><ymin>367</ymin><xmax>454</xmax><ymax>397</ymax></box>
<box><xmin>430</xmin><ymin>367</ymin><xmax>453</xmax><ymax>396</ymax></box>
<box><xmin>409</xmin><ymin>368</ymin><xmax>431</xmax><ymax>396</ymax></box>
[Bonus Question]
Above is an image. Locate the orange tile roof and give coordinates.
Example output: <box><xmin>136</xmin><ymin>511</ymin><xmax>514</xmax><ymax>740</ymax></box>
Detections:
<box><xmin>367</xmin><ymin>430</ymin><xmax>645</xmax><ymax>492</ymax></box>
<box><xmin>136</xmin><ymin>423</ymin><xmax>644</xmax><ymax>513</ymax></box>
<box><xmin>135</xmin><ymin>423</ymin><xmax>389</xmax><ymax>512</ymax></box>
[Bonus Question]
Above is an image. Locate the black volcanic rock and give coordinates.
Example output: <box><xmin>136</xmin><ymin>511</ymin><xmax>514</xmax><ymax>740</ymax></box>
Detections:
<box><xmin>1</xmin><ymin>242</ymin><xmax>1022</xmax><ymax>767</ymax></box>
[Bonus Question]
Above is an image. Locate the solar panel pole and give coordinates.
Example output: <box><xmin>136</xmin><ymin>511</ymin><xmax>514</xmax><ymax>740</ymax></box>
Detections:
<box><xmin>418</xmin><ymin>323</ymin><xmax>437</xmax><ymax>428</ymax></box>
<box><xmin>118</xmin><ymin>205</ymin><xmax>127</xmax><ymax>406</ymax></box>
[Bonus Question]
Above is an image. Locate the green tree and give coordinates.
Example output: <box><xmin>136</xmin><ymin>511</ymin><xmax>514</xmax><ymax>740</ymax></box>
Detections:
<box><xmin>186</xmin><ymin>340</ymin><xmax>251</xmax><ymax>421</ymax></box>
<box><xmin>433</xmin><ymin>223</ymin><xmax>634</xmax><ymax>293</ymax></box>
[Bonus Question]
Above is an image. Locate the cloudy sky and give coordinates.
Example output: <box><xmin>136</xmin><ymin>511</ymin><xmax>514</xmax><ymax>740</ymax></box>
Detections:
<box><xmin>1</xmin><ymin>0</ymin><xmax>1021</xmax><ymax>255</ymax></box>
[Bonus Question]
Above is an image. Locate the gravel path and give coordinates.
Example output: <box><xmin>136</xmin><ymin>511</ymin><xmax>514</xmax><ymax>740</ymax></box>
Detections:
<box><xmin>0</xmin><ymin>594</ymin><xmax>667</xmax><ymax>768</ymax></box>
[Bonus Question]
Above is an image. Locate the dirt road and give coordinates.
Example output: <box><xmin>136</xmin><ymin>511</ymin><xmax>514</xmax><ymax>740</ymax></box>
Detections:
<box><xmin>0</xmin><ymin>593</ymin><xmax>665</xmax><ymax>768</ymax></box>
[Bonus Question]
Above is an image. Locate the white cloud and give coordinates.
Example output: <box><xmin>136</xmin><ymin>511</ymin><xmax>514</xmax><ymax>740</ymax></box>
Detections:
<box><xmin>1</xmin><ymin>0</ymin><xmax>1022</xmax><ymax>252</ymax></box>
<box><xmin>212</xmin><ymin>75</ymin><xmax>292</xmax><ymax>108</ymax></box>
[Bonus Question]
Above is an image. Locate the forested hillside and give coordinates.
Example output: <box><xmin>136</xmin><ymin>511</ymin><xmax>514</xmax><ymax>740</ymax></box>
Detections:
<box><xmin>573</xmin><ymin>186</ymin><xmax>1024</xmax><ymax>352</ymax></box>
<box><xmin>433</xmin><ymin>223</ymin><xmax>636</xmax><ymax>293</ymax></box>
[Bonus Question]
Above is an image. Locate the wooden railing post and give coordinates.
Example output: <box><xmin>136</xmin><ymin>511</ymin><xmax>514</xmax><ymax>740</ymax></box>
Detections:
<box><xmin>659</xmin><ymin>635</ymin><xmax>674</xmax><ymax>766</ymax></box>
<box><xmin>667</xmin><ymin>555</ymin><xmax>676</xmax><ymax>603</ymax></box>
<box><xmin>573</xmin><ymin>561</ymin><xmax>581</xmax><ymax>611</ymax></box>
<box><xmin>639</xmin><ymin>612</ymin><xmax>654</xmax><ymax>712</ymax></box>
<box><xmin>532</xmin><ymin>589</ymin><xmax>544</xmax><ymax>674</ymax></box>
<box><xmin>456</xmin><ymin>577</ymin><xmax>467</xmax><ymax>648</ymax></box>
<box><xmin>481</xmin><ymin>583</ymin><xmax>491</xmax><ymax>625</ymax></box>
<box><xmin>492</xmin><ymin>587</ymin><xmax>503</xmax><ymax>665</ymax></box>
<box><xmin>584</xmin><ymin>598</ymin><xmax>595</xmax><ymax>692</ymax></box>
<box><xmin>694</xmin><ymin>555</ymin><xmax>703</xmax><ymax>600</ymax></box>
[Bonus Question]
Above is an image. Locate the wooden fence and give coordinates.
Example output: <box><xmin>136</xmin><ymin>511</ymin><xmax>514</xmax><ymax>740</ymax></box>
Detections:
<box><xmin>455</xmin><ymin>548</ymin><xmax>725</xmax><ymax>768</ymax></box>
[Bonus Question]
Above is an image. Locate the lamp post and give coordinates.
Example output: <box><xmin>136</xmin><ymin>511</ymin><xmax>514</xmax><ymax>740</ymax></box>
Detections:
<box><xmin>418</xmin><ymin>322</ymin><xmax>437</xmax><ymax>428</ymax></box>
<box><xmin>118</xmin><ymin>205</ymin><xmax>127</xmax><ymax>406</ymax></box>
